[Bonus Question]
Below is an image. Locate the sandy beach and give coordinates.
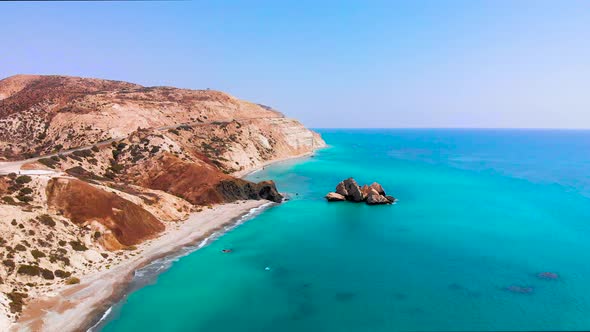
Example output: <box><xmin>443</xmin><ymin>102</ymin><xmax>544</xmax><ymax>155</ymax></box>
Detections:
<box><xmin>13</xmin><ymin>200</ymin><xmax>270</xmax><ymax>332</ymax></box>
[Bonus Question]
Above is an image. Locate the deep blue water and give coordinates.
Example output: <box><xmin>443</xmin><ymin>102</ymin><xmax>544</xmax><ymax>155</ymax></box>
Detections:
<box><xmin>99</xmin><ymin>129</ymin><xmax>590</xmax><ymax>331</ymax></box>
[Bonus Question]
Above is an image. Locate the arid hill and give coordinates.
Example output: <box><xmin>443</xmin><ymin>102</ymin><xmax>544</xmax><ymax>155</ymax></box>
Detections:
<box><xmin>0</xmin><ymin>74</ymin><xmax>322</xmax><ymax>163</ymax></box>
<box><xmin>0</xmin><ymin>74</ymin><xmax>325</xmax><ymax>324</ymax></box>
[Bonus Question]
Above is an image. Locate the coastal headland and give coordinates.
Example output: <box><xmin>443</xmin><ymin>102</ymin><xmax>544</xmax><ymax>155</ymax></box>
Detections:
<box><xmin>0</xmin><ymin>74</ymin><xmax>325</xmax><ymax>331</ymax></box>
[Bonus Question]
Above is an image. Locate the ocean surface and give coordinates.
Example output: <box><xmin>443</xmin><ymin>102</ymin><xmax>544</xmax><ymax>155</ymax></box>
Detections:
<box><xmin>98</xmin><ymin>129</ymin><xmax>590</xmax><ymax>331</ymax></box>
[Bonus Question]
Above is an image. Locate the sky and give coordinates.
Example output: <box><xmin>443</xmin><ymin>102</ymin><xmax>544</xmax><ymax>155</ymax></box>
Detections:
<box><xmin>1</xmin><ymin>1</ymin><xmax>589</xmax><ymax>128</ymax></box>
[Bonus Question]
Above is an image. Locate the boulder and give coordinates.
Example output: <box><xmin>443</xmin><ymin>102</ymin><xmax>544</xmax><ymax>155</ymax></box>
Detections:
<box><xmin>361</xmin><ymin>185</ymin><xmax>379</xmax><ymax>198</ymax></box>
<box><xmin>335</xmin><ymin>182</ymin><xmax>348</xmax><ymax>196</ymax></box>
<box><xmin>369</xmin><ymin>182</ymin><xmax>386</xmax><ymax>195</ymax></box>
<box><xmin>385</xmin><ymin>195</ymin><xmax>396</xmax><ymax>203</ymax></box>
<box><xmin>325</xmin><ymin>192</ymin><xmax>346</xmax><ymax>202</ymax></box>
<box><xmin>366</xmin><ymin>194</ymin><xmax>391</xmax><ymax>205</ymax></box>
<box><xmin>361</xmin><ymin>184</ymin><xmax>370</xmax><ymax>196</ymax></box>
<box><xmin>343</xmin><ymin>177</ymin><xmax>364</xmax><ymax>202</ymax></box>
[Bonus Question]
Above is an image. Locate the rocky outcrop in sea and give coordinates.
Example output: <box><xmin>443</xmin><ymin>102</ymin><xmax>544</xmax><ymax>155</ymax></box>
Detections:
<box><xmin>325</xmin><ymin>178</ymin><xmax>395</xmax><ymax>205</ymax></box>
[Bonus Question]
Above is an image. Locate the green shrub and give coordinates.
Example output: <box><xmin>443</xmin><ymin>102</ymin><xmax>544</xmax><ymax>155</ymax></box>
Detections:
<box><xmin>3</xmin><ymin>260</ymin><xmax>15</xmax><ymax>270</ymax></box>
<box><xmin>6</xmin><ymin>292</ymin><xmax>28</xmax><ymax>313</ymax></box>
<box><xmin>69</xmin><ymin>241</ymin><xmax>88</xmax><ymax>251</ymax></box>
<box><xmin>109</xmin><ymin>163</ymin><xmax>124</xmax><ymax>173</ymax></box>
<box><xmin>2</xmin><ymin>196</ymin><xmax>17</xmax><ymax>205</ymax></box>
<box><xmin>17</xmin><ymin>264</ymin><xmax>40</xmax><ymax>276</ymax></box>
<box><xmin>49</xmin><ymin>254</ymin><xmax>70</xmax><ymax>266</ymax></box>
<box><xmin>38</xmin><ymin>158</ymin><xmax>59</xmax><ymax>168</ymax></box>
<box><xmin>19</xmin><ymin>187</ymin><xmax>33</xmax><ymax>195</ymax></box>
<box><xmin>16</xmin><ymin>194</ymin><xmax>32</xmax><ymax>203</ymax></box>
<box><xmin>73</xmin><ymin>149</ymin><xmax>93</xmax><ymax>158</ymax></box>
<box><xmin>91</xmin><ymin>145</ymin><xmax>100</xmax><ymax>152</ymax></box>
<box><xmin>38</xmin><ymin>214</ymin><xmax>56</xmax><ymax>227</ymax></box>
<box><xmin>41</xmin><ymin>268</ymin><xmax>54</xmax><ymax>280</ymax></box>
<box><xmin>31</xmin><ymin>249</ymin><xmax>46</xmax><ymax>259</ymax></box>
<box><xmin>15</xmin><ymin>175</ymin><xmax>32</xmax><ymax>185</ymax></box>
<box><xmin>54</xmin><ymin>269</ymin><xmax>71</xmax><ymax>279</ymax></box>
<box><xmin>65</xmin><ymin>277</ymin><xmax>80</xmax><ymax>285</ymax></box>
<box><xmin>14</xmin><ymin>244</ymin><xmax>26</xmax><ymax>251</ymax></box>
<box><xmin>69</xmin><ymin>154</ymin><xmax>82</xmax><ymax>162</ymax></box>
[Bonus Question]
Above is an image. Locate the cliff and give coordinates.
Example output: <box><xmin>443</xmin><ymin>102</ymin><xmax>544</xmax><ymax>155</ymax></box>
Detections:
<box><xmin>0</xmin><ymin>74</ymin><xmax>325</xmax><ymax>325</ymax></box>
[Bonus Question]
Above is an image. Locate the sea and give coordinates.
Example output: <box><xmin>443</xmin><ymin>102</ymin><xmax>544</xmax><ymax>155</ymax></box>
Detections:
<box><xmin>96</xmin><ymin>129</ymin><xmax>590</xmax><ymax>331</ymax></box>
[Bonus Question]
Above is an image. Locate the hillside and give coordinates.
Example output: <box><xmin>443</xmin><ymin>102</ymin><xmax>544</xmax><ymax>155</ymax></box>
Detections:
<box><xmin>0</xmin><ymin>74</ymin><xmax>325</xmax><ymax>328</ymax></box>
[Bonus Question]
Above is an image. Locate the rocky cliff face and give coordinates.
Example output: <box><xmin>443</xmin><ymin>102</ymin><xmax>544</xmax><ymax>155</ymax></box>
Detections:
<box><xmin>0</xmin><ymin>74</ymin><xmax>325</xmax><ymax>201</ymax></box>
<box><xmin>0</xmin><ymin>75</ymin><xmax>324</xmax><ymax>164</ymax></box>
<box><xmin>0</xmin><ymin>74</ymin><xmax>325</xmax><ymax>321</ymax></box>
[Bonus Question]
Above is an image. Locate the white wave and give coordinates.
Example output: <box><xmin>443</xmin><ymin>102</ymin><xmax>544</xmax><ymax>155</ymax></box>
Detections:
<box><xmin>87</xmin><ymin>306</ymin><xmax>112</xmax><ymax>332</ymax></box>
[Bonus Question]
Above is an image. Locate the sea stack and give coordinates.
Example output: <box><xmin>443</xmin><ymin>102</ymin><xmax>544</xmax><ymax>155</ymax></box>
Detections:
<box><xmin>325</xmin><ymin>178</ymin><xmax>395</xmax><ymax>205</ymax></box>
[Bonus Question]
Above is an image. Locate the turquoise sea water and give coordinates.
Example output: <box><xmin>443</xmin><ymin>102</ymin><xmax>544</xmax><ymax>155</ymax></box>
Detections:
<box><xmin>99</xmin><ymin>129</ymin><xmax>590</xmax><ymax>331</ymax></box>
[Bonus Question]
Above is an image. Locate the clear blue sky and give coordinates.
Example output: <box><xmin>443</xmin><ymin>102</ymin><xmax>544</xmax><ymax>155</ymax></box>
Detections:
<box><xmin>1</xmin><ymin>1</ymin><xmax>589</xmax><ymax>128</ymax></box>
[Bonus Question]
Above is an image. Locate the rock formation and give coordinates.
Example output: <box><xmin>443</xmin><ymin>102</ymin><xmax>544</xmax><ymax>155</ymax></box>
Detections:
<box><xmin>326</xmin><ymin>178</ymin><xmax>395</xmax><ymax>205</ymax></box>
<box><xmin>325</xmin><ymin>192</ymin><xmax>346</xmax><ymax>201</ymax></box>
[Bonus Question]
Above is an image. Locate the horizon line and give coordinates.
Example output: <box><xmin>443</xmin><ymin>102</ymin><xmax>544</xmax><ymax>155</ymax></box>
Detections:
<box><xmin>311</xmin><ymin>127</ymin><xmax>590</xmax><ymax>130</ymax></box>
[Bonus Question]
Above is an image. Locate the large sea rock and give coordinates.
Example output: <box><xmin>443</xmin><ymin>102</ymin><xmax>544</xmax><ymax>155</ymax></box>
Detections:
<box><xmin>326</xmin><ymin>178</ymin><xmax>395</xmax><ymax>205</ymax></box>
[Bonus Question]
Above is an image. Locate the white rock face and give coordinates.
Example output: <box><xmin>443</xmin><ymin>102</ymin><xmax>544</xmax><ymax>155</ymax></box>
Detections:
<box><xmin>257</xmin><ymin>134</ymin><xmax>272</xmax><ymax>149</ymax></box>
<box><xmin>83</xmin><ymin>250</ymin><xmax>104</xmax><ymax>263</ymax></box>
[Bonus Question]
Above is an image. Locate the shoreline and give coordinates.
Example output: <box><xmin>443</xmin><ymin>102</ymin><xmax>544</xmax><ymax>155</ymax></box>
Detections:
<box><xmin>85</xmin><ymin>201</ymin><xmax>273</xmax><ymax>331</ymax></box>
<box><xmin>15</xmin><ymin>200</ymin><xmax>271</xmax><ymax>332</ymax></box>
<box><xmin>82</xmin><ymin>153</ymin><xmax>323</xmax><ymax>330</ymax></box>
<box><xmin>13</xmin><ymin>152</ymin><xmax>321</xmax><ymax>332</ymax></box>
